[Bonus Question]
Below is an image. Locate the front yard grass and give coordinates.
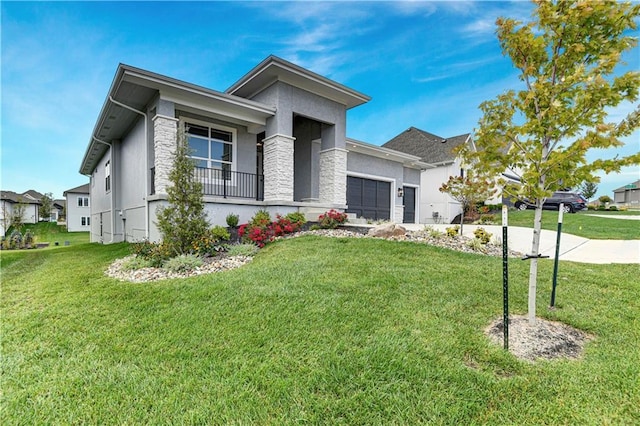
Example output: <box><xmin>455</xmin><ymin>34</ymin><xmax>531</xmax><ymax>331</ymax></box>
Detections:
<box><xmin>1</xmin><ymin>237</ymin><xmax>639</xmax><ymax>424</ymax></box>
<box><xmin>506</xmin><ymin>209</ymin><xmax>640</xmax><ymax>239</ymax></box>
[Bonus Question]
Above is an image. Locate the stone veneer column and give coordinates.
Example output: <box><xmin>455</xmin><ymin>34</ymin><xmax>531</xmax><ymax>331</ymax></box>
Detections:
<box><xmin>394</xmin><ymin>204</ymin><xmax>405</xmax><ymax>224</ymax></box>
<box><xmin>319</xmin><ymin>147</ymin><xmax>348</xmax><ymax>205</ymax></box>
<box><xmin>263</xmin><ymin>134</ymin><xmax>295</xmax><ymax>202</ymax></box>
<box><xmin>152</xmin><ymin>114</ymin><xmax>178</xmax><ymax>195</ymax></box>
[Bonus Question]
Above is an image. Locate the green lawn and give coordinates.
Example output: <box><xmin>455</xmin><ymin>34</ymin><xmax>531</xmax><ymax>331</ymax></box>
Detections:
<box><xmin>5</xmin><ymin>222</ymin><xmax>89</xmax><ymax>248</ymax></box>
<box><xmin>2</xmin><ymin>237</ymin><xmax>639</xmax><ymax>424</ymax></box>
<box><xmin>506</xmin><ymin>209</ymin><xmax>640</xmax><ymax>239</ymax></box>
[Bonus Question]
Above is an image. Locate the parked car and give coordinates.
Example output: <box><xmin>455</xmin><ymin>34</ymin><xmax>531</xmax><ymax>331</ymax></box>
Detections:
<box><xmin>514</xmin><ymin>191</ymin><xmax>588</xmax><ymax>213</ymax></box>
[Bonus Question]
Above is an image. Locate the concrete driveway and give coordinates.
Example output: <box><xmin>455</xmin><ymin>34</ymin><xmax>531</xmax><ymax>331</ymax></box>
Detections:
<box><xmin>401</xmin><ymin>223</ymin><xmax>639</xmax><ymax>264</ymax></box>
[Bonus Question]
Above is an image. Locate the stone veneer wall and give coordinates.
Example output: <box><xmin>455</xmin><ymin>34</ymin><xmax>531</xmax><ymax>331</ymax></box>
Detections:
<box><xmin>152</xmin><ymin>115</ymin><xmax>178</xmax><ymax>195</ymax></box>
<box><xmin>319</xmin><ymin>148</ymin><xmax>347</xmax><ymax>206</ymax></box>
<box><xmin>263</xmin><ymin>134</ymin><xmax>295</xmax><ymax>201</ymax></box>
<box><xmin>394</xmin><ymin>204</ymin><xmax>404</xmax><ymax>224</ymax></box>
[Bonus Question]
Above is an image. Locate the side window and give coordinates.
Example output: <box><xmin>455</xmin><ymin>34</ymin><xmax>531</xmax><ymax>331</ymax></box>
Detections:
<box><xmin>105</xmin><ymin>161</ymin><xmax>111</xmax><ymax>192</ymax></box>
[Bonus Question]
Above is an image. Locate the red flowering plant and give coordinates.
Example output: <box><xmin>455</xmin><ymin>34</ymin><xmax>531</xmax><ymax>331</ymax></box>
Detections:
<box><xmin>239</xmin><ymin>211</ymin><xmax>306</xmax><ymax>247</ymax></box>
<box><xmin>318</xmin><ymin>209</ymin><xmax>348</xmax><ymax>229</ymax></box>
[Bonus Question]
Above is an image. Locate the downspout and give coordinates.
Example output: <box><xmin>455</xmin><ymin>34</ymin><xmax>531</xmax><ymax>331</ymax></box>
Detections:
<box><xmin>92</xmin><ymin>137</ymin><xmax>114</xmax><ymax>243</ymax></box>
<box><xmin>108</xmin><ymin>96</ymin><xmax>149</xmax><ymax>240</ymax></box>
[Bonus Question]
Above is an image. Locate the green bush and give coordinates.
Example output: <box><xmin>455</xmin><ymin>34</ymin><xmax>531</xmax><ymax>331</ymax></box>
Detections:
<box><xmin>477</xmin><ymin>214</ymin><xmax>497</xmax><ymax>225</ymax></box>
<box><xmin>227</xmin><ymin>243</ymin><xmax>259</xmax><ymax>257</ymax></box>
<box><xmin>473</xmin><ymin>227</ymin><xmax>492</xmax><ymax>244</ymax></box>
<box><xmin>597</xmin><ymin>206</ymin><xmax>607</xmax><ymax>211</ymax></box>
<box><xmin>467</xmin><ymin>237</ymin><xmax>487</xmax><ymax>253</ymax></box>
<box><xmin>423</xmin><ymin>226</ymin><xmax>443</xmax><ymax>239</ymax></box>
<box><xmin>284</xmin><ymin>212</ymin><xmax>306</xmax><ymax>227</ymax></box>
<box><xmin>121</xmin><ymin>256</ymin><xmax>154</xmax><ymax>271</ymax></box>
<box><xmin>225</xmin><ymin>213</ymin><xmax>239</xmax><ymax>228</ymax></box>
<box><xmin>251</xmin><ymin>209</ymin><xmax>271</xmax><ymax>226</ymax></box>
<box><xmin>131</xmin><ymin>240</ymin><xmax>171</xmax><ymax>267</ymax></box>
<box><xmin>23</xmin><ymin>229</ymin><xmax>34</xmax><ymax>247</ymax></box>
<box><xmin>211</xmin><ymin>225</ymin><xmax>231</xmax><ymax>241</ymax></box>
<box><xmin>609</xmin><ymin>205</ymin><xmax>618</xmax><ymax>211</ymax></box>
<box><xmin>163</xmin><ymin>254</ymin><xmax>203</xmax><ymax>273</ymax></box>
<box><xmin>587</xmin><ymin>205</ymin><xmax>596</xmax><ymax>210</ymax></box>
<box><xmin>446</xmin><ymin>226</ymin><xmax>460</xmax><ymax>237</ymax></box>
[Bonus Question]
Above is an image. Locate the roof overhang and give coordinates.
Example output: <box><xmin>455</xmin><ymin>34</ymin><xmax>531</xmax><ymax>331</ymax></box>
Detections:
<box><xmin>80</xmin><ymin>64</ymin><xmax>276</xmax><ymax>175</ymax></box>
<box><xmin>347</xmin><ymin>138</ymin><xmax>435</xmax><ymax>170</ymax></box>
<box><xmin>226</xmin><ymin>55</ymin><xmax>371</xmax><ymax>110</ymax></box>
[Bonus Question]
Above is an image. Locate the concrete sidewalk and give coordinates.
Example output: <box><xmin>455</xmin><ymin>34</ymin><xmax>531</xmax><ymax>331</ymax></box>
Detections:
<box><xmin>401</xmin><ymin>223</ymin><xmax>640</xmax><ymax>264</ymax></box>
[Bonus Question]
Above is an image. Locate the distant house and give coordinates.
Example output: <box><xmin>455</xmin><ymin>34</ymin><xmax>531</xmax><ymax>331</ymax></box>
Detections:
<box><xmin>52</xmin><ymin>199</ymin><xmax>65</xmax><ymax>222</ymax></box>
<box><xmin>63</xmin><ymin>184</ymin><xmax>90</xmax><ymax>232</ymax></box>
<box><xmin>79</xmin><ymin>56</ymin><xmax>427</xmax><ymax>243</ymax></box>
<box><xmin>0</xmin><ymin>190</ymin><xmax>41</xmax><ymax>236</ymax></box>
<box><xmin>383</xmin><ymin>127</ymin><xmax>471</xmax><ymax>224</ymax></box>
<box><xmin>613</xmin><ymin>180</ymin><xmax>640</xmax><ymax>206</ymax></box>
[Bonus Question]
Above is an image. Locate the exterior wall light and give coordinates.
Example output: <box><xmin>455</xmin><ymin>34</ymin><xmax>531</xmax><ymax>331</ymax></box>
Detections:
<box><xmin>397</xmin><ymin>188</ymin><xmax>404</xmax><ymax>198</ymax></box>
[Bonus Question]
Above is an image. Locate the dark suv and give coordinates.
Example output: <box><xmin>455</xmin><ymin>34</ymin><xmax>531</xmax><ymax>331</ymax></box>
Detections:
<box><xmin>515</xmin><ymin>191</ymin><xmax>587</xmax><ymax>213</ymax></box>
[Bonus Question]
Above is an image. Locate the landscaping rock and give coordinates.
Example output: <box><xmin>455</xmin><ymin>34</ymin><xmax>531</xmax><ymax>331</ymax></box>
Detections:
<box><xmin>368</xmin><ymin>223</ymin><xmax>407</xmax><ymax>238</ymax></box>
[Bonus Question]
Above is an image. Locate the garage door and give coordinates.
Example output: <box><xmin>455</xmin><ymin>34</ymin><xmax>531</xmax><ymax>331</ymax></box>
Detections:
<box><xmin>346</xmin><ymin>176</ymin><xmax>391</xmax><ymax>221</ymax></box>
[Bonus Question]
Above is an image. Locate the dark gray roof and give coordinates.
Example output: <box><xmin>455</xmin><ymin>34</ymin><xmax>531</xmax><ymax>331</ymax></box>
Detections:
<box><xmin>382</xmin><ymin>127</ymin><xmax>470</xmax><ymax>164</ymax></box>
<box><xmin>613</xmin><ymin>180</ymin><xmax>640</xmax><ymax>192</ymax></box>
<box><xmin>0</xmin><ymin>190</ymin><xmax>40</xmax><ymax>204</ymax></box>
<box><xmin>63</xmin><ymin>183</ymin><xmax>90</xmax><ymax>196</ymax></box>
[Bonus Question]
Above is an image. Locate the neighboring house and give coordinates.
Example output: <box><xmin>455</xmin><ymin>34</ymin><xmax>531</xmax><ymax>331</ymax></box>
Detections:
<box><xmin>52</xmin><ymin>199</ymin><xmax>65</xmax><ymax>222</ymax></box>
<box><xmin>0</xmin><ymin>190</ymin><xmax>40</xmax><ymax>236</ymax></box>
<box><xmin>80</xmin><ymin>56</ymin><xmax>426</xmax><ymax>244</ymax></box>
<box><xmin>613</xmin><ymin>180</ymin><xmax>640</xmax><ymax>206</ymax></box>
<box><xmin>64</xmin><ymin>184</ymin><xmax>91</xmax><ymax>232</ymax></box>
<box><xmin>383</xmin><ymin>127</ymin><xmax>471</xmax><ymax>224</ymax></box>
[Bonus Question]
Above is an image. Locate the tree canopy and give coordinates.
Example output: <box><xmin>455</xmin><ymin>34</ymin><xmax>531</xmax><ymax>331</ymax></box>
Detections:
<box><xmin>459</xmin><ymin>0</ymin><xmax>640</xmax><ymax>324</ymax></box>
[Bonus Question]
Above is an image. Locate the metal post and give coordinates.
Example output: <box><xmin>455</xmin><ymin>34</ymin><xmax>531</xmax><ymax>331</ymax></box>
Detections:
<box><xmin>550</xmin><ymin>203</ymin><xmax>564</xmax><ymax>309</ymax></box>
<box><xmin>502</xmin><ymin>205</ymin><xmax>509</xmax><ymax>350</ymax></box>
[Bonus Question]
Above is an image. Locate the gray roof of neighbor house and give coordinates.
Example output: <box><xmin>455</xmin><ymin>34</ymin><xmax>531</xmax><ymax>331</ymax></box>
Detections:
<box><xmin>63</xmin><ymin>183</ymin><xmax>90</xmax><ymax>196</ymax></box>
<box><xmin>0</xmin><ymin>190</ymin><xmax>40</xmax><ymax>204</ymax></box>
<box><xmin>22</xmin><ymin>190</ymin><xmax>44</xmax><ymax>201</ymax></box>
<box><xmin>613</xmin><ymin>180</ymin><xmax>640</xmax><ymax>192</ymax></box>
<box><xmin>382</xmin><ymin>127</ymin><xmax>471</xmax><ymax>165</ymax></box>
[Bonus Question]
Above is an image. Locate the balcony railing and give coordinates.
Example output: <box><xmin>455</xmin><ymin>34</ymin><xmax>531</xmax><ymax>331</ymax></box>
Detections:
<box><xmin>194</xmin><ymin>167</ymin><xmax>264</xmax><ymax>200</ymax></box>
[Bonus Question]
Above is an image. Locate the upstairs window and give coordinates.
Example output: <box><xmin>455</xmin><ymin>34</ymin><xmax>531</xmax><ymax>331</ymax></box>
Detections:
<box><xmin>105</xmin><ymin>161</ymin><xmax>111</xmax><ymax>192</ymax></box>
<box><xmin>184</xmin><ymin>121</ymin><xmax>234</xmax><ymax>173</ymax></box>
<box><xmin>77</xmin><ymin>197</ymin><xmax>89</xmax><ymax>207</ymax></box>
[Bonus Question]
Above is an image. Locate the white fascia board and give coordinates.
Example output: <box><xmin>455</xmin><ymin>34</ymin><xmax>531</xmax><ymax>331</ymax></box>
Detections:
<box><xmin>346</xmin><ymin>138</ymin><xmax>435</xmax><ymax>169</ymax></box>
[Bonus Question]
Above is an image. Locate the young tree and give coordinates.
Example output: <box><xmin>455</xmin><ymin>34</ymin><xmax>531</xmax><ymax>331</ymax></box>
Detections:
<box><xmin>460</xmin><ymin>0</ymin><xmax>640</xmax><ymax>324</ymax></box>
<box><xmin>439</xmin><ymin>171</ymin><xmax>496</xmax><ymax>235</ymax></box>
<box><xmin>10</xmin><ymin>203</ymin><xmax>27</xmax><ymax>232</ymax></box>
<box><xmin>40</xmin><ymin>192</ymin><xmax>53</xmax><ymax>221</ymax></box>
<box><xmin>155</xmin><ymin>130</ymin><xmax>209</xmax><ymax>256</ymax></box>
<box><xmin>578</xmin><ymin>181</ymin><xmax>598</xmax><ymax>202</ymax></box>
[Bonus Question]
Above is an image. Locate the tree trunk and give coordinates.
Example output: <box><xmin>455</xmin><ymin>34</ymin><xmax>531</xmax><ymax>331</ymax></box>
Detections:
<box><xmin>527</xmin><ymin>205</ymin><xmax>544</xmax><ymax>325</ymax></box>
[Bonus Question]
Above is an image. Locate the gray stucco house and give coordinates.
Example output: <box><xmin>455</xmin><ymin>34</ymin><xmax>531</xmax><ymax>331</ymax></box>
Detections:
<box><xmin>383</xmin><ymin>127</ymin><xmax>472</xmax><ymax>224</ymax></box>
<box><xmin>64</xmin><ymin>183</ymin><xmax>90</xmax><ymax>232</ymax></box>
<box><xmin>80</xmin><ymin>56</ymin><xmax>428</xmax><ymax>243</ymax></box>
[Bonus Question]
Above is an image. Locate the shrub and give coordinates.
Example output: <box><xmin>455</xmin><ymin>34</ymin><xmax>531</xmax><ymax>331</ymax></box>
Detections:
<box><xmin>226</xmin><ymin>213</ymin><xmax>239</xmax><ymax>228</ymax></box>
<box><xmin>23</xmin><ymin>229</ymin><xmax>34</xmax><ymax>248</ymax></box>
<box><xmin>131</xmin><ymin>240</ymin><xmax>171</xmax><ymax>267</ymax></box>
<box><xmin>227</xmin><ymin>243</ymin><xmax>259</xmax><ymax>257</ymax></box>
<box><xmin>192</xmin><ymin>229</ymin><xmax>227</xmax><ymax>256</ymax></box>
<box><xmin>477</xmin><ymin>214</ymin><xmax>497</xmax><ymax>225</ymax></box>
<box><xmin>467</xmin><ymin>238</ymin><xmax>487</xmax><ymax>253</ymax></box>
<box><xmin>597</xmin><ymin>206</ymin><xmax>607</xmax><ymax>211</ymax></box>
<box><xmin>608</xmin><ymin>205</ymin><xmax>618</xmax><ymax>211</ymax></box>
<box><xmin>445</xmin><ymin>225</ymin><xmax>460</xmax><ymax>237</ymax></box>
<box><xmin>251</xmin><ymin>209</ymin><xmax>271</xmax><ymax>226</ymax></box>
<box><xmin>318</xmin><ymin>209</ymin><xmax>348</xmax><ymax>229</ymax></box>
<box><xmin>10</xmin><ymin>230</ymin><xmax>23</xmax><ymax>249</ymax></box>
<box><xmin>163</xmin><ymin>254</ymin><xmax>203</xmax><ymax>274</ymax></box>
<box><xmin>284</xmin><ymin>212</ymin><xmax>306</xmax><ymax>227</ymax></box>
<box><xmin>423</xmin><ymin>225</ymin><xmax>443</xmax><ymax>239</ymax></box>
<box><xmin>121</xmin><ymin>256</ymin><xmax>154</xmax><ymax>271</ymax></box>
<box><xmin>587</xmin><ymin>205</ymin><xmax>596</xmax><ymax>210</ymax></box>
<box><xmin>211</xmin><ymin>225</ymin><xmax>231</xmax><ymax>241</ymax></box>
<box><xmin>473</xmin><ymin>227</ymin><xmax>492</xmax><ymax>244</ymax></box>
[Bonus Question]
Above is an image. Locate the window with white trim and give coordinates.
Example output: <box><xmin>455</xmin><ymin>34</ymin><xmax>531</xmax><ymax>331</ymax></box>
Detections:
<box><xmin>184</xmin><ymin>121</ymin><xmax>234</xmax><ymax>173</ymax></box>
<box><xmin>81</xmin><ymin>216</ymin><xmax>90</xmax><ymax>226</ymax></box>
<box><xmin>77</xmin><ymin>197</ymin><xmax>89</xmax><ymax>207</ymax></box>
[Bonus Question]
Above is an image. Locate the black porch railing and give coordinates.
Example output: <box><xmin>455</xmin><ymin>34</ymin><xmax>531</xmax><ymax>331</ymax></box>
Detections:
<box><xmin>194</xmin><ymin>167</ymin><xmax>264</xmax><ymax>200</ymax></box>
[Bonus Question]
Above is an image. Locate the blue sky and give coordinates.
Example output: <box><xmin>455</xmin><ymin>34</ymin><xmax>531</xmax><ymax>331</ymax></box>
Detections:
<box><xmin>1</xmin><ymin>1</ymin><xmax>638</xmax><ymax>200</ymax></box>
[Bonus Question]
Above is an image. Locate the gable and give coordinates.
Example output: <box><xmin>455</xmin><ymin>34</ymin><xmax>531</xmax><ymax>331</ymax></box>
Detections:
<box><xmin>383</xmin><ymin>127</ymin><xmax>470</xmax><ymax>164</ymax></box>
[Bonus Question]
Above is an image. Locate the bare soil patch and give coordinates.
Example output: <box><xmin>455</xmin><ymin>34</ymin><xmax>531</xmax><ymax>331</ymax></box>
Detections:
<box><xmin>486</xmin><ymin>315</ymin><xmax>592</xmax><ymax>362</ymax></box>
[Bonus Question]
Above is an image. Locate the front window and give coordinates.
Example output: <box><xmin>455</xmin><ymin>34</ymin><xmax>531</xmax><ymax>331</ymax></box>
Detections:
<box><xmin>184</xmin><ymin>121</ymin><xmax>234</xmax><ymax>173</ymax></box>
